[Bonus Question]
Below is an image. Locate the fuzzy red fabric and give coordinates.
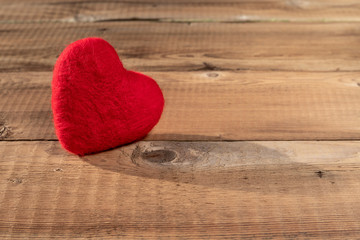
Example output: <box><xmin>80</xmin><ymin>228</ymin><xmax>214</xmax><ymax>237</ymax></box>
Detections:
<box><xmin>52</xmin><ymin>38</ymin><xmax>164</xmax><ymax>155</ymax></box>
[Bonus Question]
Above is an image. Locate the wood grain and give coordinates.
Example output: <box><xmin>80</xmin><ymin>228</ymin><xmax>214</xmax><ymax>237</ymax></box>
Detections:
<box><xmin>1</xmin><ymin>1</ymin><xmax>360</xmax><ymax>238</ymax></box>
<box><xmin>1</xmin><ymin>0</ymin><xmax>360</xmax><ymax>23</ymax></box>
<box><xmin>1</xmin><ymin>22</ymin><xmax>360</xmax><ymax>72</ymax></box>
<box><xmin>1</xmin><ymin>141</ymin><xmax>360</xmax><ymax>239</ymax></box>
<box><xmin>0</xmin><ymin>71</ymin><xmax>359</xmax><ymax>141</ymax></box>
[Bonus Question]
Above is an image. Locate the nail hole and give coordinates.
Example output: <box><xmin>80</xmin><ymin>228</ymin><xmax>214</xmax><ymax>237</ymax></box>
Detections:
<box><xmin>315</xmin><ymin>170</ymin><xmax>324</xmax><ymax>178</ymax></box>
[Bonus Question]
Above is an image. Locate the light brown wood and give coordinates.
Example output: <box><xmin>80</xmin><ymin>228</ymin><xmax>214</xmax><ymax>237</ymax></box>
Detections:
<box><xmin>1</xmin><ymin>141</ymin><xmax>360</xmax><ymax>239</ymax></box>
<box><xmin>1</xmin><ymin>1</ymin><xmax>360</xmax><ymax>238</ymax></box>
<box><xmin>1</xmin><ymin>22</ymin><xmax>360</xmax><ymax>72</ymax></box>
<box><xmin>1</xmin><ymin>0</ymin><xmax>360</xmax><ymax>23</ymax></box>
<box><xmin>0</xmin><ymin>71</ymin><xmax>359</xmax><ymax>141</ymax></box>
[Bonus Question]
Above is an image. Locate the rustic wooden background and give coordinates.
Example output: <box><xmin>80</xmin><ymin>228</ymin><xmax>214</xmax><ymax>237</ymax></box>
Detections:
<box><xmin>1</xmin><ymin>0</ymin><xmax>360</xmax><ymax>239</ymax></box>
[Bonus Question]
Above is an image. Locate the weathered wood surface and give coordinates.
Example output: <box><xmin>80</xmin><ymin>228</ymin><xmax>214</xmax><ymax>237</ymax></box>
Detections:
<box><xmin>1</xmin><ymin>22</ymin><xmax>360</xmax><ymax>72</ymax></box>
<box><xmin>1</xmin><ymin>0</ymin><xmax>360</xmax><ymax>239</ymax></box>
<box><xmin>1</xmin><ymin>141</ymin><xmax>360</xmax><ymax>239</ymax></box>
<box><xmin>1</xmin><ymin>0</ymin><xmax>360</xmax><ymax>23</ymax></box>
<box><xmin>0</xmin><ymin>71</ymin><xmax>359</xmax><ymax>141</ymax></box>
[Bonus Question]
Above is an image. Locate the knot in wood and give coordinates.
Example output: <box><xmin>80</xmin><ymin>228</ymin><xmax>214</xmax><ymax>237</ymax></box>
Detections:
<box><xmin>141</xmin><ymin>150</ymin><xmax>176</xmax><ymax>163</ymax></box>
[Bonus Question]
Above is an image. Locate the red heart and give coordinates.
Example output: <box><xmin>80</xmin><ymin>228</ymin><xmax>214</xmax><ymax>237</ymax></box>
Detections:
<box><xmin>52</xmin><ymin>38</ymin><xmax>164</xmax><ymax>155</ymax></box>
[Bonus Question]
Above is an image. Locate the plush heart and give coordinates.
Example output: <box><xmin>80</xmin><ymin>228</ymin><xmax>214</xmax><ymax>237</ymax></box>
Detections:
<box><xmin>52</xmin><ymin>37</ymin><xmax>164</xmax><ymax>155</ymax></box>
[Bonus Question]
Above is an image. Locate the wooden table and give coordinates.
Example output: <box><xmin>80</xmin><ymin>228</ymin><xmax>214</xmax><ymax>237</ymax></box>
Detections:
<box><xmin>1</xmin><ymin>0</ymin><xmax>360</xmax><ymax>239</ymax></box>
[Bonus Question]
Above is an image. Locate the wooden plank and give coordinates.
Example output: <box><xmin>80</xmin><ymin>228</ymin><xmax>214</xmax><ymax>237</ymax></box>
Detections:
<box><xmin>1</xmin><ymin>0</ymin><xmax>360</xmax><ymax>23</ymax></box>
<box><xmin>1</xmin><ymin>140</ymin><xmax>360</xmax><ymax>239</ymax></box>
<box><xmin>0</xmin><ymin>71</ymin><xmax>359</xmax><ymax>141</ymax></box>
<box><xmin>1</xmin><ymin>22</ymin><xmax>360</xmax><ymax>72</ymax></box>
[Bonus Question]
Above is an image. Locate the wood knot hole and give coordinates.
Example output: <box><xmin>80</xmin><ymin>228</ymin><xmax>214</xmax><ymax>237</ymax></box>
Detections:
<box><xmin>141</xmin><ymin>150</ymin><xmax>176</xmax><ymax>163</ymax></box>
<box><xmin>207</xmin><ymin>72</ymin><xmax>219</xmax><ymax>78</ymax></box>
